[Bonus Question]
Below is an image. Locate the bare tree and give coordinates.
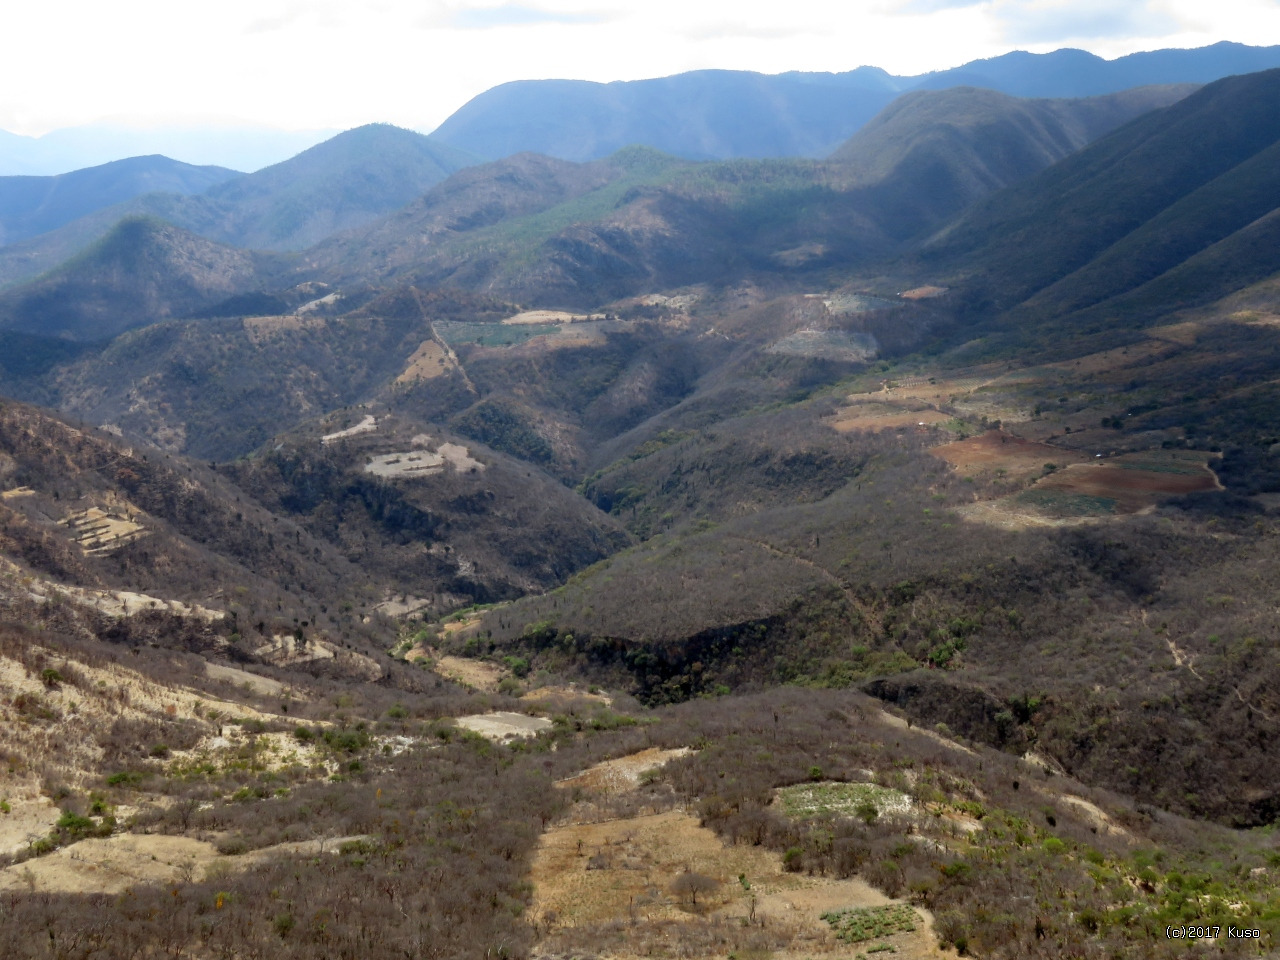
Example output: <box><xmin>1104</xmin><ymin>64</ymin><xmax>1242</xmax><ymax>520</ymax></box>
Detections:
<box><xmin>671</xmin><ymin>870</ymin><xmax>720</xmax><ymax>908</ymax></box>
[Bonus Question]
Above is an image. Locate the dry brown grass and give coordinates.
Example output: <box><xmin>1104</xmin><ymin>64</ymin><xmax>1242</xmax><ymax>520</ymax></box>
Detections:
<box><xmin>0</xmin><ymin>830</ymin><xmax>372</xmax><ymax>894</ymax></box>
<box><xmin>395</xmin><ymin>339</ymin><xmax>453</xmax><ymax>383</ymax></box>
<box><xmin>828</xmin><ymin>403</ymin><xmax>952</xmax><ymax>433</ymax></box>
<box><xmin>431</xmin><ymin>654</ymin><xmax>505</xmax><ymax>691</ymax></box>
<box><xmin>1038</xmin><ymin>339</ymin><xmax>1177</xmax><ymax>375</ymax></box>
<box><xmin>898</xmin><ymin>286</ymin><xmax>948</xmax><ymax>300</ymax></box>
<box><xmin>556</xmin><ymin>747</ymin><xmax>691</xmax><ymax>797</ymax></box>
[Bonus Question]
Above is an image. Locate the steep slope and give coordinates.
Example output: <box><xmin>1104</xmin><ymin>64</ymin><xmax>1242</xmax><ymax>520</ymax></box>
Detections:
<box><xmin>0</xmin><ymin>155</ymin><xmax>238</xmax><ymax>246</ymax></box>
<box><xmin>0</xmin><ymin>217</ymin><xmax>276</xmax><ymax>340</ymax></box>
<box><xmin>430</xmin><ymin>43</ymin><xmax>1280</xmax><ymax>163</ymax></box>
<box><xmin>829</xmin><ymin>85</ymin><xmax>1193</xmax><ymax>241</ymax></box>
<box><xmin>0</xmin><ymin>397</ymin><xmax>377</xmax><ymax>628</ymax></box>
<box><xmin>922</xmin><ymin>68</ymin><xmax>1280</xmax><ymax>325</ymax></box>
<box><xmin>313</xmin><ymin>94</ymin><xmax>1176</xmax><ymax>309</ymax></box>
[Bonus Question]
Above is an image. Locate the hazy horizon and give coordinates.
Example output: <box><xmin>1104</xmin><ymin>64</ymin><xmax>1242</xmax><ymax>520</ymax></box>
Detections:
<box><xmin>5</xmin><ymin>0</ymin><xmax>1280</xmax><ymax>140</ymax></box>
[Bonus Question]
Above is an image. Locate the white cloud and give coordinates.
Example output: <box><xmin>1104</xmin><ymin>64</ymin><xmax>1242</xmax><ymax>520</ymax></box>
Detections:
<box><xmin>0</xmin><ymin>0</ymin><xmax>1277</xmax><ymax>136</ymax></box>
<box><xmin>991</xmin><ymin>0</ymin><xmax>1183</xmax><ymax>44</ymax></box>
<box><xmin>442</xmin><ymin>4</ymin><xmax>611</xmax><ymax>28</ymax></box>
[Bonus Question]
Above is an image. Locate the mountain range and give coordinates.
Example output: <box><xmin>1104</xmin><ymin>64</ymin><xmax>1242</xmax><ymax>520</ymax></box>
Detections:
<box><xmin>432</xmin><ymin>41</ymin><xmax>1280</xmax><ymax>162</ymax></box>
<box><xmin>7</xmin><ymin>45</ymin><xmax>1280</xmax><ymax>960</ymax></box>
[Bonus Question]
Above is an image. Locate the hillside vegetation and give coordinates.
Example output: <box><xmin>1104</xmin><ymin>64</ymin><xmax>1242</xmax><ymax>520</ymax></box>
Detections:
<box><xmin>5</xmin><ymin>56</ymin><xmax>1280</xmax><ymax>960</ymax></box>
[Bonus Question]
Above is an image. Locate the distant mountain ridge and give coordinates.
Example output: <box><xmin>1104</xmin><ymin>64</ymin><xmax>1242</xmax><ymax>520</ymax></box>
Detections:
<box><xmin>431</xmin><ymin>41</ymin><xmax>1280</xmax><ymax>162</ymax></box>
<box><xmin>0</xmin><ymin>125</ymin><xmax>335</xmax><ymax>176</ymax></box>
<box><xmin>0</xmin><ymin>125</ymin><xmax>478</xmax><ymax>290</ymax></box>
<box><xmin>0</xmin><ymin>155</ymin><xmax>238</xmax><ymax>246</ymax></box>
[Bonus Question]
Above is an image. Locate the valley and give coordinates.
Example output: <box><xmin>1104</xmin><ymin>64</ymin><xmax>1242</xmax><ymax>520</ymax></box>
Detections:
<box><xmin>4</xmin><ymin>49</ymin><xmax>1280</xmax><ymax>960</ymax></box>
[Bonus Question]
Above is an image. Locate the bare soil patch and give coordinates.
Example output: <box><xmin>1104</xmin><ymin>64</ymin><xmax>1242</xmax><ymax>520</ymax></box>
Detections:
<box><xmin>556</xmin><ymin>748</ymin><xmax>691</xmax><ymax>796</ymax></box>
<box><xmin>0</xmin><ymin>798</ymin><xmax>59</xmax><ymax>857</ymax></box>
<box><xmin>502</xmin><ymin>310</ymin><xmax>604</xmax><ymax>325</ymax></box>
<box><xmin>321</xmin><ymin>414</ymin><xmax>377</xmax><ymax>444</ymax></box>
<box><xmin>958</xmin><ymin>450</ymin><xmax>1220</xmax><ymax>528</ymax></box>
<box><xmin>830</xmin><ymin>403</ymin><xmax>952</xmax><ymax>433</ymax></box>
<box><xmin>395</xmin><ymin>339</ymin><xmax>452</xmax><ymax>383</ymax></box>
<box><xmin>530</xmin><ymin>810</ymin><xmax>942</xmax><ymax>959</ymax></box>
<box><xmin>455</xmin><ymin>711</ymin><xmax>552</xmax><ymax>741</ymax></box>
<box><xmin>204</xmin><ymin>662</ymin><xmax>285</xmax><ymax>697</ymax></box>
<box><xmin>0</xmin><ymin>831</ymin><xmax>371</xmax><ymax>894</ymax></box>
<box><xmin>522</xmin><ymin>684</ymin><xmax>612</xmax><ymax>710</ymax></box>
<box><xmin>363</xmin><ymin>440</ymin><xmax>483</xmax><ymax>479</ymax></box>
<box><xmin>375</xmin><ymin>595</ymin><xmax>433</xmax><ymax>618</ymax></box>
<box><xmin>898</xmin><ymin>285</ymin><xmax>948</xmax><ymax>300</ymax></box>
<box><xmin>432</xmin><ymin>654</ymin><xmax>506</xmax><ymax>691</ymax></box>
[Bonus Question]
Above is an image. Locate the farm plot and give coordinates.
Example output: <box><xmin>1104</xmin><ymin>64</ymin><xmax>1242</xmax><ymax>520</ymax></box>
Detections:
<box><xmin>829</xmin><ymin>402</ymin><xmax>951</xmax><ymax>433</ymax></box>
<box><xmin>395</xmin><ymin>339</ymin><xmax>453</xmax><ymax>384</ymax></box>
<box><xmin>1015</xmin><ymin>450</ymin><xmax>1220</xmax><ymax>515</ymax></box>
<box><xmin>58</xmin><ymin>506</ymin><xmax>148</xmax><ymax>556</ymax></box>
<box><xmin>437</xmin><ymin>320</ymin><xmax>560</xmax><ymax>347</ymax></box>
<box><xmin>429</xmin><ymin>654</ymin><xmax>506</xmax><ymax>692</ymax></box>
<box><xmin>931</xmin><ymin>430</ymin><xmax>1089</xmax><ymax>480</ymax></box>
<box><xmin>556</xmin><ymin>747</ymin><xmax>692</xmax><ymax>797</ymax></box>
<box><xmin>454</xmin><ymin>711</ymin><xmax>552</xmax><ymax>741</ymax></box>
<box><xmin>529</xmin><ymin>809</ymin><xmax>943</xmax><ymax>959</ymax></box>
<box><xmin>502</xmin><ymin>309</ymin><xmax>604</xmax><ymax>325</ymax></box>
<box><xmin>774</xmin><ymin>781</ymin><xmax>912</xmax><ymax>821</ymax></box>
<box><xmin>959</xmin><ymin>450</ymin><xmax>1221</xmax><ymax>528</ymax></box>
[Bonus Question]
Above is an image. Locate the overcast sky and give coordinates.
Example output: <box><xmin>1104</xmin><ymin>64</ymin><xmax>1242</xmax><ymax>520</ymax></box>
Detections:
<box><xmin>3</xmin><ymin>0</ymin><xmax>1280</xmax><ymax>136</ymax></box>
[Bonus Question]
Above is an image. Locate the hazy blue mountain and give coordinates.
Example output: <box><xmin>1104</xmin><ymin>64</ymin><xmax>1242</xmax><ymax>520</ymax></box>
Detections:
<box><xmin>430</xmin><ymin>68</ymin><xmax>907</xmax><ymax>162</ymax></box>
<box><xmin>0</xmin><ymin>125</ymin><xmax>336</xmax><ymax>176</ymax></box>
<box><xmin>431</xmin><ymin>43</ymin><xmax>1280</xmax><ymax>163</ymax></box>
<box><xmin>0</xmin><ymin>125</ymin><xmax>479</xmax><ymax>289</ymax></box>
<box><xmin>171</xmin><ymin>124</ymin><xmax>480</xmax><ymax>251</ymax></box>
<box><xmin>916</xmin><ymin>41</ymin><xmax>1280</xmax><ymax>98</ymax></box>
<box><xmin>0</xmin><ymin>155</ymin><xmax>238</xmax><ymax>246</ymax></box>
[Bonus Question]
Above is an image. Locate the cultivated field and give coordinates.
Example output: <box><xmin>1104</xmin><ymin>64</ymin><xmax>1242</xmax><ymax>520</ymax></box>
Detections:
<box><xmin>59</xmin><ymin>505</ymin><xmax>148</xmax><ymax>556</ymax></box>
<box><xmin>829</xmin><ymin>402</ymin><xmax>952</xmax><ymax>433</ymax></box>
<box><xmin>931</xmin><ymin>429</ymin><xmax>1089</xmax><ymax>479</ymax></box>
